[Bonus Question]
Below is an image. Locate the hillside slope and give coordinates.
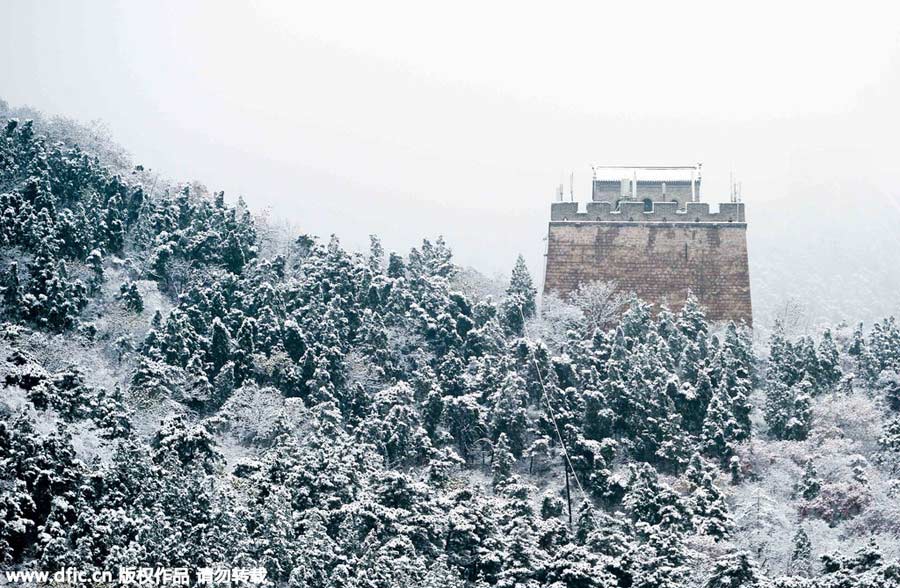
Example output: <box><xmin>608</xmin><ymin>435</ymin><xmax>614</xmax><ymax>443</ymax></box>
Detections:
<box><xmin>0</xmin><ymin>104</ymin><xmax>899</xmax><ymax>588</ymax></box>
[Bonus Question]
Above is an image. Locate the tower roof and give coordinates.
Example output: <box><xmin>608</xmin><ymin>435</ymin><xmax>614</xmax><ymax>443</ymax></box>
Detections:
<box><xmin>592</xmin><ymin>165</ymin><xmax>700</xmax><ymax>182</ymax></box>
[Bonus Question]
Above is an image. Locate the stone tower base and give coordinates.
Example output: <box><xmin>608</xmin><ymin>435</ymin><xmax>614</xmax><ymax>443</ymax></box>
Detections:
<box><xmin>543</xmin><ymin>220</ymin><xmax>752</xmax><ymax>326</ymax></box>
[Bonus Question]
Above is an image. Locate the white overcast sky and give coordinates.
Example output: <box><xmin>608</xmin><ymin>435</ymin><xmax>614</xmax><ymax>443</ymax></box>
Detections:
<box><xmin>4</xmin><ymin>0</ymin><xmax>900</xmax><ymax>277</ymax></box>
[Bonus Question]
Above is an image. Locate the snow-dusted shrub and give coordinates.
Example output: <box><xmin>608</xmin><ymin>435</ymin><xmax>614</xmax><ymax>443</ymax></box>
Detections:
<box><xmin>216</xmin><ymin>383</ymin><xmax>293</xmax><ymax>445</ymax></box>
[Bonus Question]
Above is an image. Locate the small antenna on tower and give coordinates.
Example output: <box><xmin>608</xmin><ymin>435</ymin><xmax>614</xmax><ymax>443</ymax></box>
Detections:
<box><xmin>569</xmin><ymin>172</ymin><xmax>574</xmax><ymax>202</ymax></box>
<box><xmin>729</xmin><ymin>172</ymin><xmax>742</xmax><ymax>203</ymax></box>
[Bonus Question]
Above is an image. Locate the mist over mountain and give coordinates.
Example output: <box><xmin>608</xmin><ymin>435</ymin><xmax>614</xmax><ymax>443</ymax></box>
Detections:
<box><xmin>749</xmin><ymin>184</ymin><xmax>900</xmax><ymax>331</ymax></box>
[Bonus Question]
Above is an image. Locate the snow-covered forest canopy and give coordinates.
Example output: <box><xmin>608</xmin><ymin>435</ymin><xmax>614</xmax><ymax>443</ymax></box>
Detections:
<box><xmin>1</xmin><ymin>103</ymin><xmax>900</xmax><ymax>588</ymax></box>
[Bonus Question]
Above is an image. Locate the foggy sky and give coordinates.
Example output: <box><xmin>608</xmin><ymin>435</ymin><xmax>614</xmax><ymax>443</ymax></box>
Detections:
<box><xmin>4</xmin><ymin>1</ymin><xmax>900</xmax><ymax>325</ymax></box>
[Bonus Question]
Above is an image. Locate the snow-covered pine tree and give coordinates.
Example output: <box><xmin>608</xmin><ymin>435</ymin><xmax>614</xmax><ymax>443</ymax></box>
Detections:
<box><xmin>492</xmin><ymin>432</ymin><xmax>515</xmax><ymax>487</ymax></box>
<box><xmin>506</xmin><ymin>254</ymin><xmax>536</xmax><ymax>320</ymax></box>
<box><xmin>788</xmin><ymin>525</ymin><xmax>812</xmax><ymax>577</ymax></box>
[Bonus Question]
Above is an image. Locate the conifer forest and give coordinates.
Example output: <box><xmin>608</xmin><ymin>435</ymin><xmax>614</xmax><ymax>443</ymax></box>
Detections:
<box><xmin>2</xmin><ymin>104</ymin><xmax>900</xmax><ymax>588</ymax></box>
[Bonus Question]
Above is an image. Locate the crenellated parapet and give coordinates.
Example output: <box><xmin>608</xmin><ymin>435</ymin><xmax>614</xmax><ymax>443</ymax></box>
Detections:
<box><xmin>545</xmin><ymin>166</ymin><xmax>752</xmax><ymax>325</ymax></box>
<box><xmin>550</xmin><ymin>201</ymin><xmax>745</xmax><ymax>224</ymax></box>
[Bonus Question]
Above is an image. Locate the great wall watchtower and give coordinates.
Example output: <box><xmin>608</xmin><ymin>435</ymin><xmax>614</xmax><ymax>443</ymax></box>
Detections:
<box><xmin>543</xmin><ymin>165</ymin><xmax>753</xmax><ymax>326</ymax></box>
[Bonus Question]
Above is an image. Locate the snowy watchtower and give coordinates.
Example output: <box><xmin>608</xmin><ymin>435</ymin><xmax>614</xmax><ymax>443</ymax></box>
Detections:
<box><xmin>543</xmin><ymin>165</ymin><xmax>752</xmax><ymax>326</ymax></box>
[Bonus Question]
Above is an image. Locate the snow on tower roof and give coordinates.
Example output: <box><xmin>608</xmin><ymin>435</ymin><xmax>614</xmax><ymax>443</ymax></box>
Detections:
<box><xmin>591</xmin><ymin>165</ymin><xmax>700</xmax><ymax>182</ymax></box>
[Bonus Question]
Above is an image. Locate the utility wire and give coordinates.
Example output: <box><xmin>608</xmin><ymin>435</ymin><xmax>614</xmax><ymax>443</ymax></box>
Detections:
<box><xmin>519</xmin><ymin>306</ymin><xmax>587</xmax><ymax>500</ymax></box>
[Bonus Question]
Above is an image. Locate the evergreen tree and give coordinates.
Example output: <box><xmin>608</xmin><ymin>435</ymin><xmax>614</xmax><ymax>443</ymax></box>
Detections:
<box><xmin>151</xmin><ymin>415</ymin><xmax>222</xmax><ymax>474</ymax></box>
<box><xmin>387</xmin><ymin>251</ymin><xmax>406</xmax><ymax>278</ymax></box>
<box><xmin>878</xmin><ymin>416</ymin><xmax>900</xmax><ymax>474</ymax></box>
<box><xmin>847</xmin><ymin>322</ymin><xmax>866</xmax><ymax>358</ymax></box>
<box><xmin>685</xmin><ymin>453</ymin><xmax>733</xmax><ymax>540</ymax></box>
<box><xmin>0</xmin><ymin>261</ymin><xmax>21</xmax><ymax>316</ymax></box>
<box><xmin>489</xmin><ymin>372</ymin><xmax>529</xmax><ymax>457</ymax></box>
<box><xmin>711</xmin><ymin>347</ymin><xmax>752</xmax><ymax>440</ymax></box>
<box><xmin>118</xmin><ymin>281</ymin><xmax>143</xmax><ymax>313</ymax></box>
<box><xmin>492</xmin><ymin>433</ymin><xmax>515</xmax><ymax>487</ymax></box>
<box><xmin>880</xmin><ymin>369</ymin><xmax>900</xmax><ymax>411</ymax></box>
<box><xmin>209</xmin><ymin>317</ymin><xmax>232</xmax><ymax>374</ymax></box>
<box><xmin>765</xmin><ymin>376</ymin><xmax>812</xmax><ymax>441</ymax></box>
<box><xmin>763</xmin><ymin>379</ymin><xmax>792</xmax><ymax>439</ymax></box>
<box><xmin>705</xmin><ymin>552</ymin><xmax>762</xmax><ymax>588</ymax></box>
<box><xmin>678</xmin><ymin>293</ymin><xmax>708</xmax><ymax>342</ymax></box>
<box><xmin>366</xmin><ymin>382</ymin><xmax>431</xmax><ymax>466</ymax></box>
<box><xmin>499</xmin><ymin>293</ymin><xmax>528</xmax><ymax>336</ymax></box>
<box><xmin>85</xmin><ymin>249</ymin><xmax>104</xmax><ymax>295</ymax></box>
<box><xmin>541</xmin><ymin>491</ymin><xmax>565</xmax><ymax>520</ymax></box>
<box><xmin>368</xmin><ymin>234</ymin><xmax>385</xmax><ymax>273</ymax></box>
<box><xmin>443</xmin><ymin>393</ymin><xmax>486</xmax><ymax>463</ymax></box>
<box><xmin>817</xmin><ymin>328</ymin><xmax>842</xmax><ymax>390</ymax></box>
<box><xmin>701</xmin><ymin>380</ymin><xmax>742</xmax><ymax>462</ymax></box>
<box><xmin>783</xmin><ymin>379</ymin><xmax>813</xmax><ymax>441</ymax></box>
<box><xmin>796</xmin><ymin>461</ymin><xmax>821</xmax><ymax>501</ymax></box>
<box><xmin>788</xmin><ymin>526</ymin><xmax>813</xmax><ymax>577</ymax></box>
<box><xmin>506</xmin><ymin>254</ymin><xmax>536</xmax><ymax>319</ymax></box>
<box><xmin>22</xmin><ymin>244</ymin><xmax>87</xmax><ymax>330</ymax></box>
<box><xmin>623</xmin><ymin>463</ymin><xmax>687</xmax><ymax>531</ymax></box>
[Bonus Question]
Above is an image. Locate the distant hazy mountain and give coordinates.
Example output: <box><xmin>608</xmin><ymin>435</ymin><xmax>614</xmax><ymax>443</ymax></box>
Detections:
<box><xmin>749</xmin><ymin>184</ymin><xmax>900</xmax><ymax>331</ymax></box>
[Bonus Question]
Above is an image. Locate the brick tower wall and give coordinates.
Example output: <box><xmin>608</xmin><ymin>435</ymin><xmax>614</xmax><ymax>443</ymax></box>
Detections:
<box><xmin>543</xmin><ymin>201</ymin><xmax>752</xmax><ymax>325</ymax></box>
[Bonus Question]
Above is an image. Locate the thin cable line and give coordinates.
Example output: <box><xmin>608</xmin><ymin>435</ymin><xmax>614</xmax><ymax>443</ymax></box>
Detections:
<box><xmin>519</xmin><ymin>306</ymin><xmax>587</xmax><ymax>500</ymax></box>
